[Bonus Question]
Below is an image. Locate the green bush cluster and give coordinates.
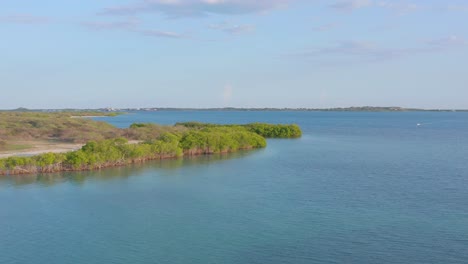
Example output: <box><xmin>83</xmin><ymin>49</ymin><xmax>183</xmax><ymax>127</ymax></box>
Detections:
<box><xmin>176</xmin><ymin>122</ymin><xmax>302</xmax><ymax>138</ymax></box>
<box><xmin>180</xmin><ymin>127</ymin><xmax>266</xmax><ymax>154</ymax></box>
<box><xmin>0</xmin><ymin>135</ymin><xmax>183</xmax><ymax>172</ymax></box>
<box><xmin>0</xmin><ymin>152</ymin><xmax>66</xmax><ymax>172</ymax></box>
<box><xmin>243</xmin><ymin>123</ymin><xmax>302</xmax><ymax>138</ymax></box>
<box><xmin>63</xmin><ymin>135</ymin><xmax>184</xmax><ymax>169</ymax></box>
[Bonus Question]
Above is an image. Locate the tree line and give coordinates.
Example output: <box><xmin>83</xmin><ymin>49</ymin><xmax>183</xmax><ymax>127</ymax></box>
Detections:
<box><xmin>175</xmin><ymin>122</ymin><xmax>302</xmax><ymax>138</ymax></box>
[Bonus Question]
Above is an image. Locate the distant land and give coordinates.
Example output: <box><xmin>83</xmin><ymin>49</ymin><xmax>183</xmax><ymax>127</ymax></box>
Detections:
<box><xmin>1</xmin><ymin>106</ymin><xmax>467</xmax><ymax>112</ymax></box>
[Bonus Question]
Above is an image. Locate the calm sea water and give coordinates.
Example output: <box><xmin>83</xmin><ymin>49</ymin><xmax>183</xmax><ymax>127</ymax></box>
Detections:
<box><xmin>1</xmin><ymin>111</ymin><xmax>468</xmax><ymax>264</ymax></box>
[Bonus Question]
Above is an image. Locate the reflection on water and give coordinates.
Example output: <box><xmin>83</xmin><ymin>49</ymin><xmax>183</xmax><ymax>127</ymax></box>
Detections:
<box><xmin>0</xmin><ymin>149</ymin><xmax>259</xmax><ymax>188</ymax></box>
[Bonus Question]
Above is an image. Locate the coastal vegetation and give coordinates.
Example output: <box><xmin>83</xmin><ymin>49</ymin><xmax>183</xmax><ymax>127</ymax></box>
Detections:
<box><xmin>0</xmin><ymin>111</ymin><xmax>122</xmax><ymax>144</ymax></box>
<box><xmin>175</xmin><ymin>122</ymin><xmax>302</xmax><ymax>138</ymax></box>
<box><xmin>0</xmin><ymin>112</ymin><xmax>300</xmax><ymax>175</ymax></box>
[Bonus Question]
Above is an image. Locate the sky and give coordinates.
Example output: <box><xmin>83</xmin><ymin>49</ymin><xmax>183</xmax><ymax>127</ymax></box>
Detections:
<box><xmin>1</xmin><ymin>0</ymin><xmax>468</xmax><ymax>109</ymax></box>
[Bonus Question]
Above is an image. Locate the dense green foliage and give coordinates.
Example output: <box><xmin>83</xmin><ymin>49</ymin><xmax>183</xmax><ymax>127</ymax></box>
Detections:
<box><xmin>244</xmin><ymin>123</ymin><xmax>302</xmax><ymax>138</ymax></box>
<box><xmin>0</xmin><ymin>128</ymin><xmax>266</xmax><ymax>175</ymax></box>
<box><xmin>175</xmin><ymin>122</ymin><xmax>302</xmax><ymax>138</ymax></box>
<box><xmin>126</xmin><ymin>123</ymin><xmax>187</xmax><ymax>141</ymax></box>
<box><xmin>180</xmin><ymin>127</ymin><xmax>266</xmax><ymax>154</ymax></box>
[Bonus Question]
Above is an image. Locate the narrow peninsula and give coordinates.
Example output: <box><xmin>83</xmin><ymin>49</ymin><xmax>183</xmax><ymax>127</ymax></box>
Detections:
<box><xmin>0</xmin><ymin>112</ymin><xmax>301</xmax><ymax>175</ymax></box>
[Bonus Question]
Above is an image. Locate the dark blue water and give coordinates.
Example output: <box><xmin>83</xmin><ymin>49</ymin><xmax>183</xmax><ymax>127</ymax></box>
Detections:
<box><xmin>1</xmin><ymin>111</ymin><xmax>468</xmax><ymax>264</ymax></box>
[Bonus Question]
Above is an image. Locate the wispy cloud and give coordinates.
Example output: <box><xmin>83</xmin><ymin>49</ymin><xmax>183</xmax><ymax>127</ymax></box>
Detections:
<box><xmin>0</xmin><ymin>14</ymin><xmax>51</xmax><ymax>24</ymax></box>
<box><xmin>304</xmin><ymin>40</ymin><xmax>393</xmax><ymax>61</ymax></box>
<box><xmin>331</xmin><ymin>0</ymin><xmax>372</xmax><ymax>12</ymax></box>
<box><xmin>446</xmin><ymin>4</ymin><xmax>468</xmax><ymax>12</ymax></box>
<box><xmin>209</xmin><ymin>22</ymin><xmax>254</xmax><ymax>34</ymax></box>
<box><xmin>426</xmin><ymin>35</ymin><xmax>468</xmax><ymax>48</ymax></box>
<box><xmin>83</xmin><ymin>18</ymin><xmax>187</xmax><ymax>39</ymax></box>
<box><xmin>82</xmin><ymin>19</ymin><xmax>139</xmax><ymax>30</ymax></box>
<box><xmin>290</xmin><ymin>36</ymin><xmax>468</xmax><ymax>64</ymax></box>
<box><xmin>376</xmin><ymin>1</ymin><xmax>420</xmax><ymax>15</ymax></box>
<box><xmin>101</xmin><ymin>0</ymin><xmax>294</xmax><ymax>17</ymax></box>
<box><xmin>311</xmin><ymin>22</ymin><xmax>339</xmax><ymax>32</ymax></box>
<box><xmin>140</xmin><ymin>29</ymin><xmax>188</xmax><ymax>39</ymax></box>
<box><xmin>330</xmin><ymin>0</ymin><xmax>420</xmax><ymax>14</ymax></box>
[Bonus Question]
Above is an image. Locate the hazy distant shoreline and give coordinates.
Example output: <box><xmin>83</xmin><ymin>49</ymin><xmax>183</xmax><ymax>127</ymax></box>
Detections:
<box><xmin>2</xmin><ymin>106</ymin><xmax>467</xmax><ymax>113</ymax></box>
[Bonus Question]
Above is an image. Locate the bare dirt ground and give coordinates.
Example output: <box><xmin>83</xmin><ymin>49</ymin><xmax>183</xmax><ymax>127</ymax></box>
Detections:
<box><xmin>0</xmin><ymin>141</ymin><xmax>83</xmax><ymax>158</ymax></box>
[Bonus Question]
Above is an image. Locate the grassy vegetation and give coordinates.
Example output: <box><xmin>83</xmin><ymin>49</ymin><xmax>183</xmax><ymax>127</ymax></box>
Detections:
<box><xmin>0</xmin><ymin>112</ymin><xmax>122</xmax><ymax>143</ymax></box>
<box><xmin>0</xmin><ymin>112</ymin><xmax>301</xmax><ymax>175</ymax></box>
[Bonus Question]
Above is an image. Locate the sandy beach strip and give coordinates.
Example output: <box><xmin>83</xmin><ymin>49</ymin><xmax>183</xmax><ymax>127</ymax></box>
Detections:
<box><xmin>0</xmin><ymin>144</ymin><xmax>83</xmax><ymax>158</ymax></box>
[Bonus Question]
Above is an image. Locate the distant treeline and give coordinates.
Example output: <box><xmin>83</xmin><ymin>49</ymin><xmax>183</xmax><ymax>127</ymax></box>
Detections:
<box><xmin>0</xmin><ymin>120</ymin><xmax>301</xmax><ymax>175</ymax></box>
<box><xmin>104</xmin><ymin>107</ymin><xmax>467</xmax><ymax>112</ymax></box>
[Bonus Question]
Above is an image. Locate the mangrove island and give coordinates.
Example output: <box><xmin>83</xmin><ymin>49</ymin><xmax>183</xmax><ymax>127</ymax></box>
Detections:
<box><xmin>0</xmin><ymin>112</ymin><xmax>301</xmax><ymax>175</ymax></box>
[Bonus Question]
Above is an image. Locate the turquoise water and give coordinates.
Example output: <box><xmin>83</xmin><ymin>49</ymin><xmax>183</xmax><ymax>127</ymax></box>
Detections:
<box><xmin>1</xmin><ymin>111</ymin><xmax>468</xmax><ymax>263</ymax></box>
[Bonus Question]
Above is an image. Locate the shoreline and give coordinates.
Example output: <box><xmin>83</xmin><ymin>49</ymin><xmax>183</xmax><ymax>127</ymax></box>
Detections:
<box><xmin>0</xmin><ymin>147</ymin><xmax>254</xmax><ymax>176</ymax></box>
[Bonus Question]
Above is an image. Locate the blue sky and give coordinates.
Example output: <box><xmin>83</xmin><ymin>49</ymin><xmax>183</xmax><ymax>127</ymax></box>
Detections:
<box><xmin>1</xmin><ymin>0</ymin><xmax>467</xmax><ymax>109</ymax></box>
